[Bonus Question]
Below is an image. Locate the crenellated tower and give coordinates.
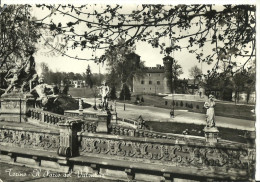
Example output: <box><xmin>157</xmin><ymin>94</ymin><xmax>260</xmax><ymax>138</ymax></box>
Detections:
<box><xmin>163</xmin><ymin>55</ymin><xmax>173</xmax><ymax>94</ymax></box>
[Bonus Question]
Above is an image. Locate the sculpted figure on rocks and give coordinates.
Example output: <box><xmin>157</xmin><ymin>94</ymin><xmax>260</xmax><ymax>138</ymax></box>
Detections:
<box><xmin>30</xmin><ymin>77</ymin><xmax>57</xmax><ymax>109</ymax></box>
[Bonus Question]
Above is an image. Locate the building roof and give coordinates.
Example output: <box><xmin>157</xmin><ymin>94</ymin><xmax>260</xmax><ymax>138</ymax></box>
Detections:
<box><xmin>143</xmin><ymin>67</ymin><xmax>165</xmax><ymax>73</ymax></box>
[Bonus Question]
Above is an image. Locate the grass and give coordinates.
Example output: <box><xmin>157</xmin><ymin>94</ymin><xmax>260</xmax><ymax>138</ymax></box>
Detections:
<box><xmin>68</xmin><ymin>87</ymin><xmax>95</xmax><ymax>98</ymax></box>
<box><xmin>146</xmin><ymin>121</ymin><xmax>252</xmax><ymax>144</ymax></box>
<box><xmin>63</xmin><ymin>87</ymin><xmax>254</xmax><ymax>143</ymax></box>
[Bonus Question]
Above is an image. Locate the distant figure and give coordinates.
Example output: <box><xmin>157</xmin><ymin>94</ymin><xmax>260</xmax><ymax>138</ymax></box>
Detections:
<box><xmin>170</xmin><ymin>109</ymin><xmax>174</xmax><ymax>118</ymax></box>
<box><xmin>204</xmin><ymin>95</ymin><xmax>216</xmax><ymax>127</ymax></box>
<box><xmin>99</xmin><ymin>82</ymin><xmax>110</xmax><ymax>109</ymax></box>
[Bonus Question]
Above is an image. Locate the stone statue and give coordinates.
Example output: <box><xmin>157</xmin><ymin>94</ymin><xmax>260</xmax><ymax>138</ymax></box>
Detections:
<box><xmin>30</xmin><ymin>77</ymin><xmax>56</xmax><ymax>109</ymax></box>
<box><xmin>79</xmin><ymin>98</ymin><xmax>83</xmax><ymax>110</ymax></box>
<box><xmin>3</xmin><ymin>53</ymin><xmax>38</xmax><ymax>94</ymax></box>
<box><xmin>98</xmin><ymin>82</ymin><xmax>110</xmax><ymax>110</ymax></box>
<box><xmin>204</xmin><ymin>95</ymin><xmax>216</xmax><ymax>127</ymax></box>
<box><xmin>21</xmin><ymin>54</ymin><xmax>38</xmax><ymax>92</ymax></box>
<box><xmin>4</xmin><ymin>69</ymin><xmax>20</xmax><ymax>94</ymax></box>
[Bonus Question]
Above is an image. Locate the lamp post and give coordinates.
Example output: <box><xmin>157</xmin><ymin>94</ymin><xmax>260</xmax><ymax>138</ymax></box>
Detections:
<box><xmin>170</xmin><ymin>59</ymin><xmax>176</xmax><ymax>118</ymax></box>
<box><xmin>124</xmin><ymin>84</ymin><xmax>126</xmax><ymax>111</ymax></box>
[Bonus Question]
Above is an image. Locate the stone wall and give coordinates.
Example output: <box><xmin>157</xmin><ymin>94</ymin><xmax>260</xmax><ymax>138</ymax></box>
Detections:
<box><xmin>0</xmin><ymin>107</ymin><xmax>256</xmax><ymax>181</ymax></box>
<box><xmin>0</xmin><ymin>126</ymin><xmax>60</xmax><ymax>152</ymax></box>
<box><xmin>77</xmin><ymin>132</ymin><xmax>255</xmax><ymax>181</ymax></box>
<box><xmin>133</xmin><ymin>72</ymin><xmax>166</xmax><ymax>94</ymax></box>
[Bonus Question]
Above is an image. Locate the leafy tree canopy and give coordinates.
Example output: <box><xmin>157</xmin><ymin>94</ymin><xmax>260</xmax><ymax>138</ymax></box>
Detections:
<box><xmin>0</xmin><ymin>5</ymin><xmax>40</xmax><ymax>72</ymax></box>
<box><xmin>33</xmin><ymin>4</ymin><xmax>255</xmax><ymax>76</ymax></box>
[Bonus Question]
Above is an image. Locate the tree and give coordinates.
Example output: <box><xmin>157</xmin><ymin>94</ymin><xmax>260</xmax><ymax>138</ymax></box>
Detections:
<box><xmin>189</xmin><ymin>65</ymin><xmax>202</xmax><ymax>79</ymax></box>
<box><xmin>0</xmin><ymin>5</ymin><xmax>40</xmax><ymax>84</ymax></box>
<box><xmin>110</xmin><ymin>86</ymin><xmax>117</xmax><ymax>100</ymax></box>
<box><xmin>105</xmin><ymin>39</ymin><xmax>145</xmax><ymax>90</ymax></box>
<box><xmin>34</xmin><ymin>5</ymin><xmax>255</xmax><ymax>77</ymax></box>
<box><xmin>85</xmin><ymin>64</ymin><xmax>93</xmax><ymax>88</ymax></box>
<box><xmin>189</xmin><ymin>65</ymin><xmax>202</xmax><ymax>94</ymax></box>
<box><xmin>172</xmin><ymin>60</ymin><xmax>183</xmax><ymax>92</ymax></box>
<box><xmin>119</xmin><ymin>84</ymin><xmax>131</xmax><ymax>100</ymax></box>
<box><xmin>62</xmin><ymin>76</ymin><xmax>70</xmax><ymax>95</ymax></box>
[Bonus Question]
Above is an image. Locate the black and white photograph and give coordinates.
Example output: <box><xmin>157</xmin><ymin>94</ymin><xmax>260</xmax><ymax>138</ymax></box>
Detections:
<box><xmin>0</xmin><ymin>0</ymin><xmax>258</xmax><ymax>181</ymax></box>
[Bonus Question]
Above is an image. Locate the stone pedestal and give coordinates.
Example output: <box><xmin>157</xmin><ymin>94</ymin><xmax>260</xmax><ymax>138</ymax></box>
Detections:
<box><xmin>79</xmin><ymin>109</ymin><xmax>83</xmax><ymax>116</ymax></box>
<box><xmin>96</xmin><ymin>112</ymin><xmax>109</xmax><ymax>133</ymax></box>
<box><xmin>0</xmin><ymin>92</ymin><xmax>35</xmax><ymax>122</ymax></box>
<box><xmin>58</xmin><ymin>119</ymin><xmax>83</xmax><ymax>157</ymax></box>
<box><xmin>111</xmin><ymin>112</ymin><xmax>117</xmax><ymax>124</ymax></box>
<box><xmin>204</xmin><ymin>127</ymin><xmax>219</xmax><ymax>144</ymax></box>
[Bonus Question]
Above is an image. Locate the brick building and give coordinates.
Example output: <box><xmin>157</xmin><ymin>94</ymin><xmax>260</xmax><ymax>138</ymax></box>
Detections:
<box><xmin>133</xmin><ymin>56</ymin><xmax>173</xmax><ymax>94</ymax></box>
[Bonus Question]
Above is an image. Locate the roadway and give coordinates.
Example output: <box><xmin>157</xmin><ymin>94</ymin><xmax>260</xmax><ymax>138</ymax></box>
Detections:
<box><xmin>82</xmin><ymin>98</ymin><xmax>255</xmax><ymax>131</ymax></box>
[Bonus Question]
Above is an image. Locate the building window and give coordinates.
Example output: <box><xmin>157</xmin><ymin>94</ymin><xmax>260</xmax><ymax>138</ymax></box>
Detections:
<box><xmin>148</xmin><ymin>74</ymin><xmax>151</xmax><ymax>77</ymax></box>
<box><xmin>157</xmin><ymin>81</ymin><xmax>160</xmax><ymax>85</ymax></box>
<box><xmin>149</xmin><ymin>81</ymin><xmax>152</xmax><ymax>85</ymax></box>
<box><xmin>141</xmin><ymin>80</ymin><xmax>144</xmax><ymax>84</ymax></box>
<box><xmin>150</xmin><ymin>88</ymin><xmax>151</xmax><ymax>90</ymax></box>
<box><xmin>144</xmin><ymin>88</ymin><xmax>145</xmax><ymax>90</ymax></box>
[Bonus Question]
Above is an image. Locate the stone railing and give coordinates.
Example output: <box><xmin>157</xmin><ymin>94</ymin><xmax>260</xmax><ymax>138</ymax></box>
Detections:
<box><xmin>77</xmin><ymin>132</ymin><xmax>255</xmax><ymax>181</ymax></box>
<box><xmin>0</xmin><ymin>111</ymin><xmax>256</xmax><ymax>181</ymax></box>
<box><xmin>0</xmin><ymin>125</ymin><xmax>60</xmax><ymax>152</ymax></box>
<box><xmin>28</xmin><ymin>108</ymin><xmax>66</xmax><ymax>125</ymax></box>
<box><xmin>117</xmin><ymin>116</ymin><xmax>145</xmax><ymax>129</ymax></box>
<box><xmin>110</xmin><ymin>124</ymin><xmax>209</xmax><ymax>146</ymax></box>
<box><xmin>81</xmin><ymin>121</ymin><xmax>98</xmax><ymax>133</ymax></box>
<box><xmin>110</xmin><ymin>124</ymin><xmax>136</xmax><ymax>136</ymax></box>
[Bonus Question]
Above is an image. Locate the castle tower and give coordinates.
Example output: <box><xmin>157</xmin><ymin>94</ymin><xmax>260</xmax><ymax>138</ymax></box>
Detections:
<box><xmin>163</xmin><ymin>56</ymin><xmax>173</xmax><ymax>94</ymax></box>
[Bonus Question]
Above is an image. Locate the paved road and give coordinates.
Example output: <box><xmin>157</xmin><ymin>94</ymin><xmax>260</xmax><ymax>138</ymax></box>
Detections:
<box><xmin>82</xmin><ymin>98</ymin><xmax>255</xmax><ymax>131</ymax></box>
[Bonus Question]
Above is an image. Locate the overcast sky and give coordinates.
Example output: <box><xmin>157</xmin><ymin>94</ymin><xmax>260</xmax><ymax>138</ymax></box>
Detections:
<box><xmin>31</xmin><ymin>4</ymin><xmax>250</xmax><ymax>79</ymax></box>
<box><xmin>0</xmin><ymin>2</ymin><xmax>250</xmax><ymax>79</ymax></box>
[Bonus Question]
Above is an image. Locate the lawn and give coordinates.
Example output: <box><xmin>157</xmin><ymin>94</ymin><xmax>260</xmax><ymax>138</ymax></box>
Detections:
<box><xmin>146</xmin><ymin>121</ymin><xmax>253</xmax><ymax>144</ymax></box>
<box><xmin>68</xmin><ymin>87</ymin><xmax>95</xmax><ymax>98</ymax></box>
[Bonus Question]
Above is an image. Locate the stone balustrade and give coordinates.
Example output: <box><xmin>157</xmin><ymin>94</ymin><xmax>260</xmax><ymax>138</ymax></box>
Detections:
<box><xmin>28</xmin><ymin>108</ymin><xmax>66</xmax><ymax>125</ymax></box>
<box><xmin>77</xmin><ymin>132</ymin><xmax>255</xmax><ymax>181</ymax></box>
<box><xmin>0</xmin><ymin>126</ymin><xmax>60</xmax><ymax>152</ymax></box>
<box><xmin>0</xmin><ymin>115</ymin><xmax>256</xmax><ymax>181</ymax></box>
<box><xmin>81</xmin><ymin>121</ymin><xmax>98</xmax><ymax>133</ymax></box>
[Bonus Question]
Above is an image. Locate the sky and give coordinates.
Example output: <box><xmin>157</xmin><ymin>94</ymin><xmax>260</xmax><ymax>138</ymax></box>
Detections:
<box><xmin>31</xmin><ymin>4</ymin><xmax>235</xmax><ymax>79</ymax></box>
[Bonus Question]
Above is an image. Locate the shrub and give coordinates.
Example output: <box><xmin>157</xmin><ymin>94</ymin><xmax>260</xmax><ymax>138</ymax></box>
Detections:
<box><xmin>110</xmin><ymin>86</ymin><xmax>117</xmax><ymax>100</ymax></box>
<box><xmin>119</xmin><ymin>84</ymin><xmax>131</xmax><ymax>100</ymax></box>
<box><xmin>62</xmin><ymin>85</ymin><xmax>69</xmax><ymax>95</ymax></box>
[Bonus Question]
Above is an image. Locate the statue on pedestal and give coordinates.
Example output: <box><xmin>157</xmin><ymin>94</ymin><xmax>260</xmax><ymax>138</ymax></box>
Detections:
<box><xmin>30</xmin><ymin>77</ymin><xmax>57</xmax><ymax>109</ymax></box>
<box><xmin>79</xmin><ymin>98</ymin><xmax>83</xmax><ymax>110</ymax></box>
<box><xmin>98</xmin><ymin>82</ymin><xmax>110</xmax><ymax>110</ymax></box>
<box><xmin>204</xmin><ymin>94</ymin><xmax>216</xmax><ymax>127</ymax></box>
